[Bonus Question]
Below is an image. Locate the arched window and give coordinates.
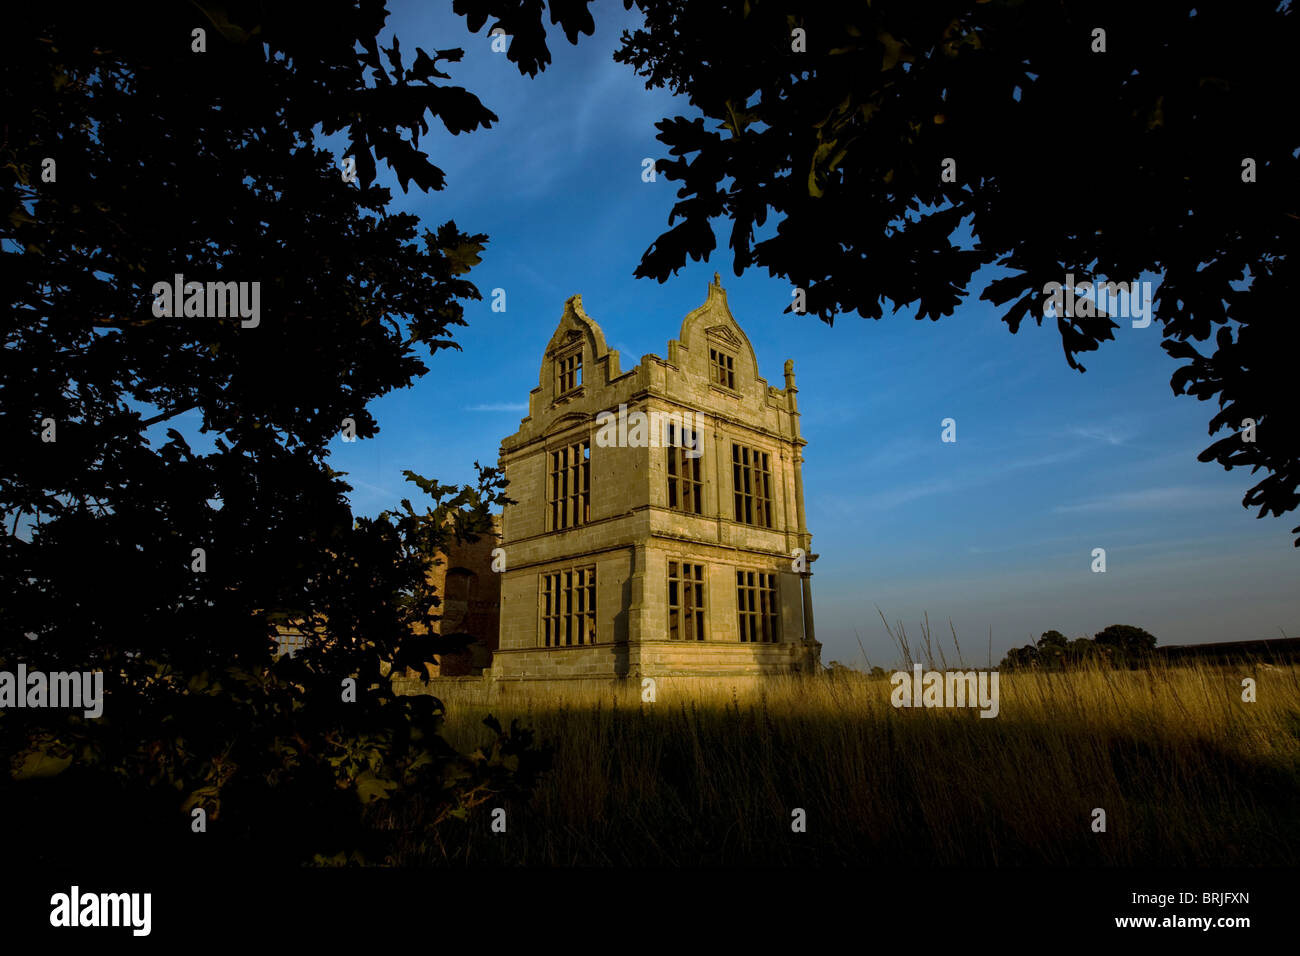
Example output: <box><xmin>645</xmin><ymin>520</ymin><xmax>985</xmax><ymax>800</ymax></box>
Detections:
<box><xmin>443</xmin><ymin>567</ymin><xmax>476</xmax><ymax>629</ymax></box>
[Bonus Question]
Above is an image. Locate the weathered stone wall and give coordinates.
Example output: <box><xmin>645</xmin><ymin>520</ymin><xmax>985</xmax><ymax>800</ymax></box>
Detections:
<box><xmin>489</xmin><ymin>277</ymin><xmax>821</xmax><ymax>685</ymax></box>
<box><xmin>409</xmin><ymin>514</ymin><xmax>501</xmax><ymax>677</ymax></box>
<box><xmin>391</xmin><ymin>671</ymin><xmax>818</xmax><ymax>708</ymax></box>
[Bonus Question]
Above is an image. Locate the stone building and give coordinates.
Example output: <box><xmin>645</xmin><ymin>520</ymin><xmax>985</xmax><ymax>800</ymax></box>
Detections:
<box><xmin>489</xmin><ymin>276</ymin><xmax>821</xmax><ymax>690</ymax></box>
<box><xmin>421</xmin><ymin>514</ymin><xmax>501</xmax><ymax>676</ymax></box>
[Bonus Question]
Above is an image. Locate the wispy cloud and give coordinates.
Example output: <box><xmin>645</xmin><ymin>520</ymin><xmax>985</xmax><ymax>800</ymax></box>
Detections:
<box><xmin>1053</xmin><ymin>485</ymin><xmax>1223</xmax><ymax>514</ymax></box>
<box><xmin>465</xmin><ymin>402</ymin><xmax>528</xmax><ymax>412</ymax></box>
<box><xmin>965</xmin><ymin>532</ymin><xmax>1081</xmax><ymax>555</ymax></box>
<box><xmin>1067</xmin><ymin>424</ymin><xmax>1134</xmax><ymax>446</ymax></box>
<box><xmin>854</xmin><ymin>436</ymin><xmax>932</xmax><ymax>472</ymax></box>
<box><xmin>1002</xmin><ymin>445</ymin><xmax>1089</xmax><ymax>471</ymax></box>
<box><xmin>860</xmin><ymin>478</ymin><xmax>957</xmax><ymax>511</ymax></box>
<box><xmin>344</xmin><ymin>477</ymin><xmax>399</xmax><ymax>499</ymax></box>
<box><xmin>830</xmin><ymin>440</ymin><xmax>1089</xmax><ymax>515</ymax></box>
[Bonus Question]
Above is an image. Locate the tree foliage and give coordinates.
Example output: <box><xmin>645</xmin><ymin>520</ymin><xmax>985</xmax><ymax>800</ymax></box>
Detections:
<box><xmin>2</xmin><ymin>1</ymin><xmax>548</xmax><ymax>864</ymax></box>
<box><xmin>1000</xmin><ymin>624</ymin><xmax>1157</xmax><ymax>670</ymax></box>
<box><xmin>452</xmin><ymin>0</ymin><xmax>597</xmax><ymax>77</ymax></box>
<box><xmin>604</xmin><ymin>0</ymin><xmax>1300</xmax><ymax>542</ymax></box>
<box><xmin>1094</xmin><ymin>623</ymin><xmax>1158</xmax><ymax>659</ymax></box>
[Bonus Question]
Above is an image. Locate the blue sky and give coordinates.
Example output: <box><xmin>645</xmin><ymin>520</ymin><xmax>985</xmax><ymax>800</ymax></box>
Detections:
<box><xmin>324</xmin><ymin>2</ymin><xmax>1296</xmax><ymax>666</ymax></box>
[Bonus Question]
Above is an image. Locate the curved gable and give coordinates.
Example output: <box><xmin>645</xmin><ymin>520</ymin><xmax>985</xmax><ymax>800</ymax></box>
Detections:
<box><xmin>536</xmin><ymin>293</ymin><xmax>611</xmax><ymax>400</ymax></box>
<box><xmin>677</xmin><ymin>274</ymin><xmax>763</xmax><ymax>399</ymax></box>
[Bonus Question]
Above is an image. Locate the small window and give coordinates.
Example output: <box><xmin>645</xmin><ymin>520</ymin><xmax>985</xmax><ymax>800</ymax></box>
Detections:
<box><xmin>736</xmin><ymin>570</ymin><xmax>778</xmax><ymax>643</ymax></box>
<box><xmin>731</xmin><ymin>443</ymin><xmax>773</xmax><ymax>528</ymax></box>
<box><xmin>275</xmin><ymin>628</ymin><xmax>307</xmax><ymax>659</ymax></box>
<box><xmin>666</xmin><ymin>423</ymin><xmax>704</xmax><ymax>515</ymax></box>
<box><xmin>709</xmin><ymin>348</ymin><xmax>735</xmax><ymax>390</ymax></box>
<box><xmin>556</xmin><ymin>352</ymin><xmax>582</xmax><ymax>395</ymax></box>
<box><xmin>549</xmin><ymin>439</ymin><xmax>590</xmax><ymax>530</ymax></box>
<box><xmin>541</xmin><ymin>566</ymin><xmax>597</xmax><ymax>646</ymax></box>
<box><xmin>668</xmin><ymin>562</ymin><xmax>706</xmax><ymax>641</ymax></box>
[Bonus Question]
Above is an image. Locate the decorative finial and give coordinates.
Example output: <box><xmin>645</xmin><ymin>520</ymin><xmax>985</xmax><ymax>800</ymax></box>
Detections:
<box><xmin>784</xmin><ymin>359</ymin><xmax>796</xmax><ymax>388</ymax></box>
<box><xmin>713</xmin><ymin>271</ymin><xmax>721</xmax><ymax>286</ymax></box>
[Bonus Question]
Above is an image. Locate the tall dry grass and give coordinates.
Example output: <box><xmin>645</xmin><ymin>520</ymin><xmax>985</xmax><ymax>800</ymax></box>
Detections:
<box><xmin>386</xmin><ymin>649</ymin><xmax>1300</xmax><ymax>866</ymax></box>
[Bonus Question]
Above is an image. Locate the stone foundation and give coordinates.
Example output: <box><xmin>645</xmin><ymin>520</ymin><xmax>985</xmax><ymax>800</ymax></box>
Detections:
<box><xmin>391</xmin><ymin>639</ymin><xmax>822</xmax><ymax>708</ymax></box>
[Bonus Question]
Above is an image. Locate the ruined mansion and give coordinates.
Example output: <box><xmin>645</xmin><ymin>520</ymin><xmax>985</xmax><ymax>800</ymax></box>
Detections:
<box><xmin>397</xmin><ymin>276</ymin><xmax>821</xmax><ymax>696</ymax></box>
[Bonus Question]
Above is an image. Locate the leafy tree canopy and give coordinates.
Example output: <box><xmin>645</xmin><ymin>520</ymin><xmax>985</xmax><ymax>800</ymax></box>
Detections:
<box><xmin>1094</xmin><ymin>623</ymin><xmax>1158</xmax><ymax>656</ymax></box>
<box><xmin>1</xmin><ymin>0</ymin><xmax>546</xmax><ymax>864</ymax></box>
<box><xmin>1000</xmin><ymin>624</ymin><xmax>1157</xmax><ymax>669</ymax></box>
<box><xmin>1038</xmin><ymin>630</ymin><xmax>1068</xmax><ymax>649</ymax></box>
<box><xmin>604</xmin><ymin>0</ymin><xmax>1300</xmax><ymax>541</ymax></box>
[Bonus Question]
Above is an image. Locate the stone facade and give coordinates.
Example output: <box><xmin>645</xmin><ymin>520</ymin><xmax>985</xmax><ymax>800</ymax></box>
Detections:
<box><xmin>377</xmin><ymin>514</ymin><xmax>502</xmax><ymax>685</ymax></box>
<box><xmin>420</xmin><ymin>514</ymin><xmax>502</xmax><ymax>676</ymax></box>
<box><xmin>490</xmin><ymin>275</ymin><xmax>821</xmax><ymax>689</ymax></box>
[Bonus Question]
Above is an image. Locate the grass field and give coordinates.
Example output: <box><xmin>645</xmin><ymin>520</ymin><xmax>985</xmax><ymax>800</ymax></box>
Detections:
<box><xmin>387</xmin><ymin>657</ymin><xmax>1300</xmax><ymax>866</ymax></box>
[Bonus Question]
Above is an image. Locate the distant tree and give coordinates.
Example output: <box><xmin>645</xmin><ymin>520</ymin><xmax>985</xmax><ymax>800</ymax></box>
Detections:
<box><xmin>1003</xmin><ymin>625</ymin><xmax>1157</xmax><ymax>671</ymax></box>
<box><xmin>1066</xmin><ymin>637</ymin><xmax>1099</xmax><ymax>664</ymax></box>
<box><xmin>1095</xmin><ymin>624</ymin><xmax>1158</xmax><ymax>661</ymax></box>
<box><xmin>1000</xmin><ymin>643</ymin><xmax>1039</xmax><ymax>671</ymax></box>
<box><xmin>1035</xmin><ymin>630</ymin><xmax>1068</xmax><ymax>669</ymax></box>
